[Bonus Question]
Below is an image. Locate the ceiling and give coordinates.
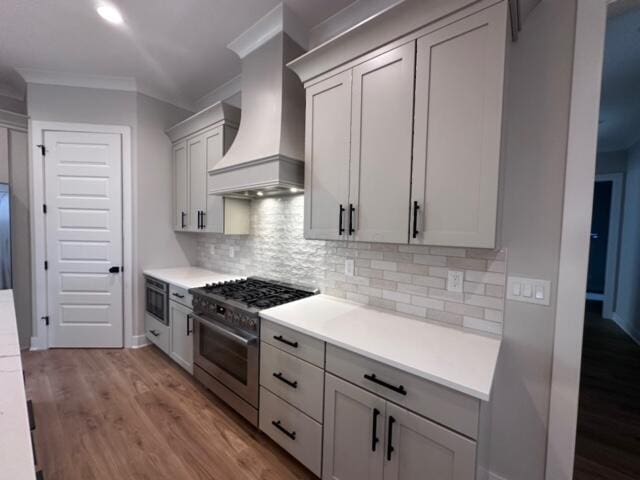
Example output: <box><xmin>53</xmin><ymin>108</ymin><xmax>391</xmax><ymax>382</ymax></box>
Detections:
<box><xmin>0</xmin><ymin>0</ymin><xmax>355</xmax><ymax>109</ymax></box>
<box><xmin>598</xmin><ymin>1</ymin><xmax>640</xmax><ymax>152</ymax></box>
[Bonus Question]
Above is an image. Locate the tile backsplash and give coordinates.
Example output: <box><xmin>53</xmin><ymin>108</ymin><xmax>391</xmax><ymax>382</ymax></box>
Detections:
<box><xmin>196</xmin><ymin>195</ymin><xmax>506</xmax><ymax>336</ymax></box>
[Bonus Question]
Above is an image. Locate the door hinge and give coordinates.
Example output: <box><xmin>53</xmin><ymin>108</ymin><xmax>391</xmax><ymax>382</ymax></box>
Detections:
<box><xmin>42</xmin><ymin>204</ymin><xmax>47</xmax><ymax>214</ymax></box>
<box><xmin>41</xmin><ymin>316</ymin><xmax>49</xmax><ymax>326</ymax></box>
<box><xmin>44</xmin><ymin>261</ymin><xmax>48</xmax><ymax>271</ymax></box>
<box><xmin>37</xmin><ymin>144</ymin><xmax>46</xmax><ymax>156</ymax></box>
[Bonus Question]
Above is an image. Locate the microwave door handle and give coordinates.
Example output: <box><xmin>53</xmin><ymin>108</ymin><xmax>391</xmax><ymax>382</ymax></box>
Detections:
<box><xmin>191</xmin><ymin>313</ymin><xmax>257</xmax><ymax>346</ymax></box>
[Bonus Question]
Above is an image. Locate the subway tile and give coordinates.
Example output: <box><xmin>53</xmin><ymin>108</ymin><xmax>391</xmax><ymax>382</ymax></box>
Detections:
<box><xmin>428</xmin><ymin>267</ymin><xmax>449</xmax><ymax>279</ymax></box>
<box><xmin>428</xmin><ymin>288</ymin><xmax>464</xmax><ymax>303</ymax></box>
<box><xmin>465</xmin><ymin>270</ymin><xmax>506</xmax><ymax>286</ymax></box>
<box><xmin>484</xmin><ymin>309</ymin><xmax>504</xmax><ymax>323</ymax></box>
<box><xmin>356</xmin><ymin>267</ymin><xmax>384</xmax><ymax>279</ymax></box>
<box><xmin>430</xmin><ymin>247</ymin><xmax>466</xmax><ymax>257</ymax></box>
<box><xmin>463</xmin><ymin>316</ymin><xmax>502</xmax><ymax>335</ymax></box>
<box><xmin>356</xmin><ymin>250</ymin><xmax>385</xmax><ymax>260</ymax></box>
<box><xmin>485</xmin><ymin>284</ymin><xmax>505</xmax><ymax>298</ymax></box>
<box><xmin>357</xmin><ymin>285</ymin><xmax>383</xmax><ymax>298</ymax></box>
<box><xmin>487</xmin><ymin>260</ymin><xmax>506</xmax><ymax>273</ymax></box>
<box><xmin>447</xmin><ymin>257</ymin><xmax>487</xmax><ymax>271</ymax></box>
<box><xmin>414</xmin><ymin>254</ymin><xmax>447</xmax><ymax>267</ymax></box>
<box><xmin>370</xmin><ymin>260</ymin><xmax>398</xmax><ymax>271</ymax></box>
<box><xmin>355</xmin><ymin>258</ymin><xmax>372</xmax><ymax>268</ymax></box>
<box><xmin>463</xmin><ymin>281</ymin><xmax>485</xmax><ymax>295</ymax></box>
<box><xmin>412</xmin><ymin>296</ymin><xmax>445</xmax><ymax>310</ymax></box>
<box><xmin>467</xmin><ymin>248</ymin><xmax>506</xmax><ymax>261</ymax></box>
<box><xmin>383</xmin><ymin>290</ymin><xmax>411</xmax><ymax>304</ymax></box>
<box><xmin>346</xmin><ymin>292</ymin><xmax>370</xmax><ymax>304</ymax></box>
<box><xmin>412</xmin><ymin>275</ymin><xmax>446</xmax><ymax>289</ymax></box>
<box><xmin>445</xmin><ymin>302</ymin><xmax>484</xmax><ymax>318</ymax></box>
<box><xmin>369</xmin><ymin>297</ymin><xmax>397</xmax><ymax>311</ymax></box>
<box><xmin>383</xmin><ymin>270</ymin><xmax>413</xmax><ymax>283</ymax></box>
<box><xmin>398</xmin><ymin>244</ymin><xmax>431</xmax><ymax>254</ymax></box>
<box><xmin>397</xmin><ymin>283</ymin><xmax>428</xmax><ymax>296</ymax></box>
<box><xmin>370</xmin><ymin>243</ymin><xmax>399</xmax><ymax>252</ymax></box>
<box><xmin>396</xmin><ymin>303</ymin><xmax>427</xmax><ymax>318</ymax></box>
<box><xmin>397</xmin><ymin>263</ymin><xmax>431</xmax><ymax>275</ymax></box>
<box><xmin>426</xmin><ymin>309</ymin><xmax>463</xmax><ymax>326</ymax></box>
<box><xmin>383</xmin><ymin>252</ymin><xmax>414</xmax><ymax>263</ymax></box>
<box><xmin>464</xmin><ymin>294</ymin><xmax>504</xmax><ymax>310</ymax></box>
<box><xmin>370</xmin><ymin>278</ymin><xmax>398</xmax><ymax>290</ymax></box>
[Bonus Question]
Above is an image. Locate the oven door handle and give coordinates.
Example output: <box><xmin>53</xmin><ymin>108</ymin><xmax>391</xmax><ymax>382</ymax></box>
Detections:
<box><xmin>191</xmin><ymin>312</ymin><xmax>257</xmax><ymax>346</ymax></box>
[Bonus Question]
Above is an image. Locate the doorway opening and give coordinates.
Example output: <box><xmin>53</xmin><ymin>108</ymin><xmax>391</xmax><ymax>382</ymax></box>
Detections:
<box><xmin>574</xmin><ymin>3</ymin><xmax>640</xmax><ymax>478</ymax></box>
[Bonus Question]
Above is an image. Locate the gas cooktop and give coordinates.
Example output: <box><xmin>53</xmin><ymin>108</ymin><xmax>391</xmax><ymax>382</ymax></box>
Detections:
<box><xmin>191</xmin><ymin>277</ymin><xmax>319</xmax><ymax>311</ymax></box>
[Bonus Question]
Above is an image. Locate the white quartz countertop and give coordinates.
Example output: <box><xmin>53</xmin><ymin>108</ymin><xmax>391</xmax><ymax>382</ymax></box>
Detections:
<box><xmin>260</xmin><ymin>294</ymin><xmax>501</xmax><ymax>401</ymax></box>
<box><xmin>0</xmin><ymin>290</ymin><xmax>37</xmax><ymax>480</ymax></box>
<box><xmin>143</xmin><ymin>267</ymin><xmax>243</xmax><ymax>290</ymax></box>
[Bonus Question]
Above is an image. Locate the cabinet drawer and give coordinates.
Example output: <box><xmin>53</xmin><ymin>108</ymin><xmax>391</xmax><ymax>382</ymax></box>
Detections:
<box><xmin>260</xmin><ymin>342</ymin><xmax>324</xmax><ymax>422</ymax></box>
<box><xmin>145</xmin><ymin>313</ymin><xmax>170</xmax><ymax>354</ymax></box>
<box><xmin>259</xmin><ymin>387</ymin><xmax>322</xmax><ymax>477</ymax></box>
<box><xmin>326</xmin><ymin>344</ymin><xmax>480</xmax><ymax>439</ymax></box>
<box><xmin>169</xmin><ymin>285</ymin><xmax>192</xmax><ymax>307</ymax></box>
<box><xmin>261</xmin><ymin>319</ymin><xmax>325</xmax><ymax>368</ymax></box>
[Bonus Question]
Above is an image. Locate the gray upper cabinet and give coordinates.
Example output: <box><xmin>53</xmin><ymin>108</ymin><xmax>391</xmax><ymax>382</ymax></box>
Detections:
<box><xmin>411</xmin><ymin>2</ymin><xmax>508</xmax><ymax>248</ymax></box>
<box><xmin>304</xmin><ymin>71</ymin><xmax>352</xmax><ymax>240</ymax></box>
<box><xmin>323</xmin><ymin>373</ymin><xmax>385</xmax><ymax>480</ymax></box>
<box><xmin>383</xmin><ymin>402</ymin><xmax>476</xmax><ymax>480</ymax></box>
<box><xmin>293</xmin><ymin>0</ymin><xmax>509</xmax><ymax>248</ymax></box>
<box><xmin>167</xmin><ymin>102</ymin><xmax>250</xmax><ymax>235</ymax></box>
<box><xmin>349</xmin><ymin>43</ymin><xmax>415</xmax><ymax>244</ymax></box>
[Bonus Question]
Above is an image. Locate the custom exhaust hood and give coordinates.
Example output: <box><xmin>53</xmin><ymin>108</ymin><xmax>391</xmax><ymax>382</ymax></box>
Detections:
<box><xmin>208</xmin><ymin>5</ymin><xmax>307</xmax><ymax>198</ymax></box>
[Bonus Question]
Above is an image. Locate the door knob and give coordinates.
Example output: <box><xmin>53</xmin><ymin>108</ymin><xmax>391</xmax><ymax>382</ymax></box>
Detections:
<box><xmin>109</xmin><ymin>266</ymin><xmax>121</xmax><ymax>273</ymax></box>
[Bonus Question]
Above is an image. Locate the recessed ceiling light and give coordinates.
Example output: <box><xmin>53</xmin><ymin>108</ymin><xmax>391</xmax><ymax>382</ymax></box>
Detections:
<box><xmin>290</xmin><ymin>187</ymin><xmax>299</xmax><ymax>193</ymax></box>
<box><xmin>97</xmin><ymin>5</ymin><xmax>124</xmax><ymax>24</ymax></box>
<box><xmin>256</xmin><ymin>191</ymin><xmax>264</xmax><ymax>197</ymax></box>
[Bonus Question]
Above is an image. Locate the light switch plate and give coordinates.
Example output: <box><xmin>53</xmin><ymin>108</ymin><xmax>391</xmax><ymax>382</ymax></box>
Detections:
<box><xmin>447</xmin><ymin>270</ymin><xmax>464</xmax><ymax>293</ymax></box>
<box><xmin>345</xmin><ymin>259</ymin><xmax>355</xmax><ymax>276</ymax></box>
<box><xmin>507</xmin><ymin>276</ymin><xmax>551</xmax><ymax>306</ymax></box>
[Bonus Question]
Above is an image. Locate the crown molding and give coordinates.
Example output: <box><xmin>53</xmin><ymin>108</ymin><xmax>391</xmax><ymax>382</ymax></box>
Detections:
<box><xmin>17</xmin><ymin>68</ymin><xmax>137</xmax><ymax>92</ymax></box>
<box><xmin>194</xmin><ymin>75</ymin><xmax>242</xmax><ymax>111</ymax></box>
<box><xmin>0</xmin><ymin>108</ymin><xmax>28</xmax><ymax>131</ymax></box>
<box><xmin>227</xmin><ymin>2</ymin><xmax>308</xmax><ymax>59</ymax></box>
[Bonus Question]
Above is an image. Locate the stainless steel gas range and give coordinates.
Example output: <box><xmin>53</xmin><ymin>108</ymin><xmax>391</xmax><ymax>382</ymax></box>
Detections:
<box><xmin>189</xmin><ymin>277</ymin><xmax>318</xmax><ymax>426</ymax></box>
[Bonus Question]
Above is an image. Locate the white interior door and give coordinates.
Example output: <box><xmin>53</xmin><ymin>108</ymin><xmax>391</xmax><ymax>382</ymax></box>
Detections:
<box><xmin>44</xmin><ymin>130</ymin><xmax>124</xmax><ymax>348</ymax></box>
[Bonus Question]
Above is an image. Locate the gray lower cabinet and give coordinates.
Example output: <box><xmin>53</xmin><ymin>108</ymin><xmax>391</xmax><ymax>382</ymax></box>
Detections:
<box><xmin>323</xmin><ymin>375</ymin><xmax>477</xmax><ymax>480</ymax></box>
<box><xmin>169</xmin><ymin>300</ymin><xmax>193</xmax><ymax>373</ymax></box>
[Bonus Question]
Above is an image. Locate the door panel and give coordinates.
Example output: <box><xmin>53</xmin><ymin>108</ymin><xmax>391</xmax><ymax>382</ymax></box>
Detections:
<box><xmin>349</xmin><ymin>43</ymin><xmax>415</xmax><ymax>243</ymax></box>
<box><xmin>383</xmin><ymin>403</ymin><xmax>476</xmax><ymax>480</ymax></box>
<box><xmin>188</xmin><ymin>135</ymin><xmax>206</xmax><ymax>231</ymax></box>
<box><xmin>170</xmin><ymin>300</ymin><xmax>193</xmax><ymax>373</ymax></box>
<box><xmin>44</xmin><ymin>130</ymin><xmax>123</xmax><ymax>347</ymax></box>
<box><xmin>173</xmin><ymin>141</ymin><xmax>188</xmax><ymax>230</ymax></box>
<box><xmin>412</xmin><ymin>3</ymin><xmax>507</xmax><ymax>247</ymax></box>
<box><xmin>323</xmin><ymin>373</ymin><xmax>385</xmax><ymax>480</ymax></box>
<box><xmin>305</xmin><ymin>71</ymin><xmax>352</xmax><ymax>240</ymax></box>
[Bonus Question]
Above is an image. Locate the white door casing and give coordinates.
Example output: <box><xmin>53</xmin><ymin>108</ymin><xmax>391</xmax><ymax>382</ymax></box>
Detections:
<box><xmin>43</xmin><ymin>129</ymin><xmax>124</xmax><ymax>348</ymax></box>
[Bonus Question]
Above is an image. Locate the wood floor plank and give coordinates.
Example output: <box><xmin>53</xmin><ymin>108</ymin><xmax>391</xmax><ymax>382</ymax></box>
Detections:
<box><xmin>22</xmin><ymin>346</ymin><xmax>316</xmax><ymax>480</ymax></box>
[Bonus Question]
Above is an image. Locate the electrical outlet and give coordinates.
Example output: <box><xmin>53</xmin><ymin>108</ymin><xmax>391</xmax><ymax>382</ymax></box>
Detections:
<box><xmin>447</xmin><ymin>270</ymin><xmax>464</xmax><ymax>293</ymax></box>
<box><xmin>345</xmin><ymin>259</ymin><xmax>355</xmax><ymax>276</ymax></box>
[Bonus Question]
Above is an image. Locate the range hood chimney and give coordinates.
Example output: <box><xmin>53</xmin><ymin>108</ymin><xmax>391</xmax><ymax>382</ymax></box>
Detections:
<box><xmin>208</xmin><ymin>4</ymin><xmax>307</xmax><ymax>197</ymax></box>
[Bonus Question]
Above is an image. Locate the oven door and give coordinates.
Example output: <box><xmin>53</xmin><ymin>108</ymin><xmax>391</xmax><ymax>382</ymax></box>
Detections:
<box><xmin>192</xmin><ymin>313</ymin><xmax>259</xmax><ymax>407</ymax></box>
<box><xmin>145</xmin><ymin>278</ymin><xmax>168</xmax><ymax>325</ymax></box>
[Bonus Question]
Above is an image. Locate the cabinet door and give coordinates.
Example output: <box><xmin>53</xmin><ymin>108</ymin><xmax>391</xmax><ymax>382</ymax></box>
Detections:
<box><xmin>188</xmin><ymin>135</ymin><xmax>206</xmax><ymax>231</ymax></box>
<box><xmin>304</xmin><ymin>71</ymin><xmax>352</xmax><ymax>240</ymax></box>
<box><xmin>411</xmin><ymin>3</ymin><xmax>508</xmax><ymax>247</ymax></box>
<box><xmin>169</xmin><ymin>300</ymin><xmax>193</xmax><ymax>373</ymax></box>
<box><xmin>173</xmin><ymin>141</ymin><xmax>188</xmax><ymax>230</ymax></box>
<box><xmin>349</xmin><ymin>43</ymin><xmax>415</xmax><ymax>243</ymax></box>
<box><xmin>203</xmin><ymin>126</ymin><xmax>224</xmax><ymax>233</ymax></box>
<box><xmin>383</xmin><ymin>402</ymin><xmax>476</xmax><ymax>480</ymax></box>
<box><xmin>323</xmin><ymin>373</ymin><xmax>385</xmax><ymax>480</ymax></box>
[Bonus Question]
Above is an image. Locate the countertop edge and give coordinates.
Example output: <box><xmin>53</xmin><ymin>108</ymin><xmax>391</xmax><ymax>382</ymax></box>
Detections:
<box><xmin>259</xmin><ymin>310</ymin><xmax>496</xmax><ymax>401</ymax></box>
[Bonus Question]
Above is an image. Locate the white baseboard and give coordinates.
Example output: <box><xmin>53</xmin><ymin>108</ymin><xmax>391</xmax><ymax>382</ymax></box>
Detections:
<box><xmin>29</xmin><ymin>335</ymin><xmax>47</xmax><ymax>351</ymax></box>
<box><xmin>612</xmin><ymin>312</ymin><xmax>640</xmax><ymax>346</ymax></box>
<box><xmin>129</xmin><ymin>334</ymin><xmax>150</xmax><ymax>349</ymax></box>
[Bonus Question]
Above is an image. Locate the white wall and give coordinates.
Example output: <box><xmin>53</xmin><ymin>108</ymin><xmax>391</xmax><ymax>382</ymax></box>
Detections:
<box><xmin>26</xmin><ymin>84</ymin><xmax>196</xmax><ymax>341</ymax></box>
<box><xmin>614</xmin><ymin>140</ymin><xmax>640</xmax><ymax>343</ymax></box>
<box><xmin>488</xmin><ymin>1</ymin><xmax>577</xmax><ymax>479</ymax></box>
<box><xmin>135</xmin><ymin>93</ymin><xmax>195</xmax><ymax>336</ymax></box>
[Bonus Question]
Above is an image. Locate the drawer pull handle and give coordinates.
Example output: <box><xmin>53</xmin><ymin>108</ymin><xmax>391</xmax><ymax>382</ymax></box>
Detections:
<box><xmin>371</xmin><ymin>408</ymin><xmax>380</xmax><ymax>452</ymax></box>
<box><xmin>172</xmin><ymin>293</ymin><xmax>185</xmax><ymax>299</ymax></box>
<box><xmin>273</xmin><ymin>372</ymin><xmax>298</xmax><ymax>389</ymax></box>
<box><xmin>387</xmin><ymin>415</ymin><xmax>396</xmax><ymax>461</ymax></box>
<box><xmin>272</xmin><ymin>420</ymin><xmax>296</xmax><ymax>440</ymax></box>
<box><xmin>149</xmin><ymin>330</ymin><xmax>160</xmax><ymax>337</ymax></box>
<box><xmin>363</xmin><ymin>373</ymin><xmax>407</xmax><ymax>396</ymax></box>
<box><xmin>273</xmin><ymin>335</ymin><xmax>298</xmax><ymax>348</ymax></box>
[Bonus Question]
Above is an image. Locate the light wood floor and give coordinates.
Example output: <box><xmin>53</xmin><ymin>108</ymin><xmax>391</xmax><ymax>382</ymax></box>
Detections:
<box><xmin>22</xmin><ymin>346</ymin><xmax>316</xmax><ymax>480</ymax></box>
